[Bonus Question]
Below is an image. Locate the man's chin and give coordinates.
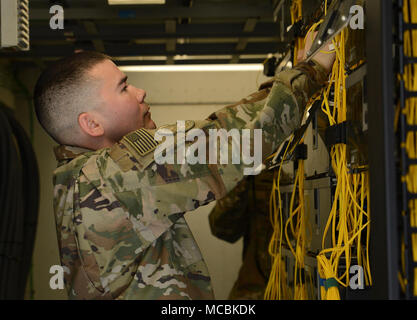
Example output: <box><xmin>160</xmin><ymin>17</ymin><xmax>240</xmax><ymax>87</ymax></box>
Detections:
<box><xmin>146</xmin><ymin>120</ymin><xmax>157</xmax><ymax>129</ymax></box>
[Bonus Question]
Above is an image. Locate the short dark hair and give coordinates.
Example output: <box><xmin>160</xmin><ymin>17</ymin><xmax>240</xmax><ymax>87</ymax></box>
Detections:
<box><xmin>33</xmin><ymin>51</ymin><xmax>111</xmax><ymax>144</ymax></box>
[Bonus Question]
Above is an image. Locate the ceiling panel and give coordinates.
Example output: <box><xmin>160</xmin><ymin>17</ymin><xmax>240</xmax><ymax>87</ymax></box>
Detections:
<box><xmin>0</xmin><ymin>0</ymin><xmax>297</xmax><ymax>66</ymax></box>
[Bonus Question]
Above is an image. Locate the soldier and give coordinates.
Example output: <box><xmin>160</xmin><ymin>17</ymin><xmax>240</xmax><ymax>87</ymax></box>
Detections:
<box><xmin>208</xmin><ymin>169</ymin><xmax>277</xmax><ymax>300</ymax></box>
<box><xmin>33</xmin><ymin>40</ymin><xmax>334</xmax><ymax>299</ymax></box>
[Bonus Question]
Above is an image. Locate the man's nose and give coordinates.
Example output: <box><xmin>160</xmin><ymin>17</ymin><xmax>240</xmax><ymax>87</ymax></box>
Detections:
<box><xmin>135</xmin><ymin>87</ymin><xmax>146</xmax><ymax>102</ymax></box>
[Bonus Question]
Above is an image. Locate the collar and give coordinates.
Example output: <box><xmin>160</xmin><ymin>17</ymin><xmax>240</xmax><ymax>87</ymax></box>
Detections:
<box><xmin>53</xmin><ymin>145</ymin><xmax>93</xmax><ymax>161</ymax></box>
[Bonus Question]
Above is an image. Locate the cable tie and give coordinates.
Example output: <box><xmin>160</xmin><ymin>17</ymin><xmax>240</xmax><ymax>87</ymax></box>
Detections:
<box><xmin>403</xmin><ymin>22</ymin><xmax>417</xmax><ymax>31</ymax></box>
<box><xmin>405</xmin><ymin>124</ymin><xmax>417</xmax><ymax>131</ymax></box>
<box><xmin>319</xmin><ymin>277</ymin><xmax>326</xmax><ymax>288</ymax></box>
<box><xmin>404</xmin><ymin>56</ymin><xmax>417</xmax><ymax>65</ymax></box>
<box><xmin>405</xmin><ymin>156</ymin><xmax>417</xmax><ymax>166</ymax></box>
<box><xmin>324</xmin><ymin>277</ymin><xmax>339</xmax><ymax>290</ymax></box>
<box><xmin>405</xmin><ymin>89</ymin><xmax>417</xmax><ymax>98</ymax></box>
<box><xmin>407</xmin><ymin>193</ymin><xmax>417</xmax><ymax>201</ymax></box>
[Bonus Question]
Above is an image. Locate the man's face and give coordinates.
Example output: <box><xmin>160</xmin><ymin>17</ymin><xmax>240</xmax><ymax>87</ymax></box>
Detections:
<box><xmin>89</xmin><ymin>59</ymin><xmax>156</xmax><ymax>142</ymax></box>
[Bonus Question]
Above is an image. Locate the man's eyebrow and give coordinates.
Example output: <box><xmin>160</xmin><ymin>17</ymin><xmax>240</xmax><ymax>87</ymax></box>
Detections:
<box><xmin>117</xmin><ymin>75</ymin><xmax>128</xmax><ymax>89</ymax></box>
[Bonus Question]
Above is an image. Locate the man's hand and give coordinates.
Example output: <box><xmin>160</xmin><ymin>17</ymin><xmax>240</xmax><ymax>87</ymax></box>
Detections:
<box><xmin>300</xmin><ymin>31</ymin><xmax>336</xmax><ymax>74</ymax></box>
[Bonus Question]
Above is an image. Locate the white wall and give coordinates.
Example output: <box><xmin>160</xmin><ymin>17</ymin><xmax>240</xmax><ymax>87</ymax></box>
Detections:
<box><xmin>14</xmin><ymin>64</ymin><xmax>269</xmax><ymax>300</ymax></box>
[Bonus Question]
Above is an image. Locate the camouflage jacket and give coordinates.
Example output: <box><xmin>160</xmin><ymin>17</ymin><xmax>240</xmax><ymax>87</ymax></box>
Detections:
<box><xmin>52</xmin><ymin>60</ymin><xmax>327</xmax><ymax>300</ymax></box>
<box><xmin>209</xmin><ymin>170</ymin><xmax>275</xmax><ymax>300</ymax></box>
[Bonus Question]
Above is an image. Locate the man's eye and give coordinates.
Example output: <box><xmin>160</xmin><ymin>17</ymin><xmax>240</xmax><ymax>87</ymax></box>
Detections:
<box><xmin>122</xmin><ymin>84</ymin><xmax>129</xmax><ymax>92</ymax></box>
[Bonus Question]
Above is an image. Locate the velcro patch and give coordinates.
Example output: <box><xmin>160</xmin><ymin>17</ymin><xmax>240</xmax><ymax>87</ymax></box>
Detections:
<box><xmin>158</xmin><ymin>120</ymin><xmax>195</xmax><ymax>135</ymax></box>
<box><xmin>122</xmin><ymin>128</ymin><xmax>161</xmax><ymax>157</ymax></box>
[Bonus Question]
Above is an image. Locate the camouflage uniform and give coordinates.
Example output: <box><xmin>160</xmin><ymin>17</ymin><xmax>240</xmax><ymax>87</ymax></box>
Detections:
<box><xmin>209</xmin><ymin>170</ymin><xmax>274</xmax><ymax>300</ymax></box>
<box><xmin>52</xmin><ymin>60</ymin><xmax>328</xmax><ymax>299</ymax></box>
<box><xmin>209</xmin><ymin>168</ymin><xmax>292</xmax><ymax>300</ymax></box>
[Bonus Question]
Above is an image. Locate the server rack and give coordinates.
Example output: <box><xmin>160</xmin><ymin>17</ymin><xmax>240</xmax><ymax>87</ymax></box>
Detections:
<box><xmin>268</xmin><ymin>0</ymin><xmax>414</xmax><ymax>300</ymax></box>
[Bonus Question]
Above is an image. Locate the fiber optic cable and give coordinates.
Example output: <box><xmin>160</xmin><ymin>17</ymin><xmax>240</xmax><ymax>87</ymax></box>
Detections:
<box><xmin>400</xmin><ymin>0</ymin><xmax>417</xmax><ymax>297</ymax></box>
<box><xmin>316</xmin><ymin>28</ymin><xmax>372</xmax><ymax>299</ymax></box>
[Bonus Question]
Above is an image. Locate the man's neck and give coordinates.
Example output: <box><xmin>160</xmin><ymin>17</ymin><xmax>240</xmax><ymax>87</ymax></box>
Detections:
<box><xmin>77</xmin><ymin>136</ymin><xmax>115</xmax><ymax>151</ymax></box>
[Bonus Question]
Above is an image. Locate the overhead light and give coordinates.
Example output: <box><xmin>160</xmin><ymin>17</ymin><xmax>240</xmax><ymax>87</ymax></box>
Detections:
<box><xmin>173</xmin><ymin>54</ymin><xmax>233</xmax><ymax>61</ymax></box>
<box><xmin>119</xmin><ymin>64</ymin><xmax>263</xmax><ymax>72</ymax></box>
<box><xmin>108</xmin><ymin>0</ymin><xmax>165</xmax><ymax>5</ymax></box>
<box><xmin>112</xmin><ymin>55</ymin><xmax>270</xmax><ymax>63</ymax></box>
<box><xmin>240</xmin><ymin>54</ymin><xmax>270</xmax><ymax>60</ymax></box>
<box><xmin>113</xmin><ymin>55</ymin><xmax>167</xmax><ymax>61</ymax></box>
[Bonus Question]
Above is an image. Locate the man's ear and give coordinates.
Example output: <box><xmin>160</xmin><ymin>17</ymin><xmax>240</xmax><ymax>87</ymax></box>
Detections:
<box><xmin>78</xmin><ymin>112</ymin><xmax>104</xmax><ymax>137</ymax></box>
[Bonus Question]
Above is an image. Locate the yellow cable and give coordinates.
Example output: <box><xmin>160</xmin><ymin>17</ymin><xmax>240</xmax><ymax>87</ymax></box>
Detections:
<box><xmin>316</xmin><ymin>27</ymin><xmax>372</xmax><ymax>299</ymax></box>
<box><xmin>265</xmin><ymin>136</ymin><xmax>294</xmax><ymax>300</ymax></box>
<box><xmin>267</xmin><ymin>0</ymin><xmax>372</xmax><ymax>300</ymax></box>
<box><xmin>402</xmin><ymin>0</ymin><xmax>417</xmax><ymax>296</ymax></box>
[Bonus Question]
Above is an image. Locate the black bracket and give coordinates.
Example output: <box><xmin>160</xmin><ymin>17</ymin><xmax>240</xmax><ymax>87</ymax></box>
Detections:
<box><xmin>324</xmin><ymin>120</ymin><xmax>352</xmax><ymax>147</ymax></box>
<box><xmin>294</xmin><ymin>143</ymin><xmax>308</xmax><ymax>161</ymax></box>
<box><xmin>287</xmin><ymin>20</ymin><xmax>304</xmax><ymax>39</ymax></box>
<box><xmin>293</xmin><ymin>143</ymin><xmax>307</xmax><ymax>172</ymax></box>
<box><xmin>263</xmin><ymin>57</ymin><xmax>277</xmax><ymax>77</ymax></box>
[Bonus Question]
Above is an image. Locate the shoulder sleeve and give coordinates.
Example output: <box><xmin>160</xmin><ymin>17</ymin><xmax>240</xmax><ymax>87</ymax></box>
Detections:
<box><xmin>207</xmin><ymin>59</ymin><xmax>328</xmax><ymax>157</ymax></box>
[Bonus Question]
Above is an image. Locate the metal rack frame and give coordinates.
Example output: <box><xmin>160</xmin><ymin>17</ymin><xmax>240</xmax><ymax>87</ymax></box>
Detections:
<box><xmin>365</xmin><ymin>0</ymin><xmax>400</xmax><ymax>300</ymax></box>
<box><xmin>396</xmin><ymin>0</ymin><xmax>417</xmax><ymax>300</ymax></box>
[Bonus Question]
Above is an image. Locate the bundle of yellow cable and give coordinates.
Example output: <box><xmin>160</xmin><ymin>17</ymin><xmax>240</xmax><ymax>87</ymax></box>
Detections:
<box><xmin>265</xmin><ymin>0</ymin><xmax>373</xmax><ymax>301</ymax></box>
<box><xmin>264</xmin><ymin>141</ymin><xmax>311</xmax><ymax>300</ymax></box>
<box><xmin>399</xmin><ymin>238</ymin><xmax>408</xmax><ymax>293</ymax></box>
<box><xmin>265</xmin><ymin>0</ymin><xmax>305</xmax><ymax>301</ymax></box>
<box><xmin>402</xmin><ymin>0</ymin><xmax>417</xmax><ymax>297</ymax></box>
<box><xmin>284</xmin><ymin>155</ymin><xmax>311</xmax><ymax>299</ymax></box>
<box><xmin>353</xmin><ymin>171</ymin><xmax>372</xmax><ymax>286</ymax></box>
<box><xmin>286</xmin><ymin>0</ymin><xmax>313</xmax><ymax>300</ymax></box>
<box><xmin>317</xmin><ymin>30</ymin><xmax>351</xmax><ymax>300</ymax></box>
<box><xmin>316</xmin><ymin>28</ymin><xmax>372</xmax><ymax>300</ymax></box>
<box><xmin>265</xmin><ymin>0</ymin><xmax>329</xmax><ymax>300</ymax></box>
<box><xmin>264</xmin><ymin>138</ymin><xmax>293</xmax><ymax>300</ymax></box>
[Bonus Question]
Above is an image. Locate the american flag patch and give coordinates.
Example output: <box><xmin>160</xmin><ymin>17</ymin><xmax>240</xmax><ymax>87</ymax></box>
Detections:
<box><xmin>122</xmin><ymin>129</ymin><xmax>161</xmax><ymax>157</ymax></box>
